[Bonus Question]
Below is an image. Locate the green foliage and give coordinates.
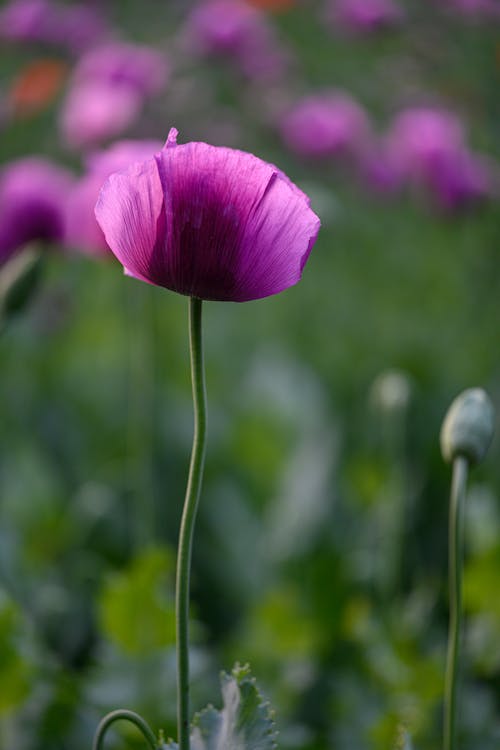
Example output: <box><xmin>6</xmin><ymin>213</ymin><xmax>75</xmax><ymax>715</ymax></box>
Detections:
<box><xmin>190</xmin><ymin>665</ymin><xmax>277</xmax><ymax>750</ymax></box>
<box><xmin>0</xmin><ymin>593</ymin><xmax>32</xmax><ymax>714</ymax></box>
<box><xmin>99</xmin><ymin>547</ymin><xmax>176</xmax><ymax>656</ymax></box>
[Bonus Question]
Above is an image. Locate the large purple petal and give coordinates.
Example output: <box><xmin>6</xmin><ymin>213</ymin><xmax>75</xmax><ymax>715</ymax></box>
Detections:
<box><xmin>94</xmin><ymin>157</ymin><xmax>165</xmax><ymax>281</ymax></box>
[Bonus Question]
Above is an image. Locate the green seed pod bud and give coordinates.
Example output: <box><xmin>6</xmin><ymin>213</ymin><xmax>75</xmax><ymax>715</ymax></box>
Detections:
<box><xmin>440</xmin><ymin>388</ymin><xmax>495</xmax><ymax>465</ymax></box>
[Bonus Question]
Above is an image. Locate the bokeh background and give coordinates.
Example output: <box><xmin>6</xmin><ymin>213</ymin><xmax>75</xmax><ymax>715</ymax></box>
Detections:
<box><xmin>0</xmin><ymin>1</ymin><xmax>499</xmax><ymax>748</ymax></box>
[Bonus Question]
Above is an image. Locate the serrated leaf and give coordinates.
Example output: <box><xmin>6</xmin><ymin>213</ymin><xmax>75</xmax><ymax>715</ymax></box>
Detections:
<box><xmin>191</xmin><ymin>664</ymin><xmax>277</xmax><ymax>750</ymax></box>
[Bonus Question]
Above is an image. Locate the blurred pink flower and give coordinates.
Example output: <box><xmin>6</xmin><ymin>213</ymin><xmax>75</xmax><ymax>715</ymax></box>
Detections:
<box><xmin>279</xmin><ymin>92</ymin><xmax>371</xmax><ymax>160</ymax></box>
<box><xmin>326</xmin><ymin>0</ymin><xmax>403</xmax><ymax>34</ymax></box>
<box><xmin>444</xmin><ymin>0</ymin><xmax>500</xmax><ymax>19</ymax></box>
<box><xmin>95</xmin><ymin>128</ymin><xmax>320</xmax><ymax>302</ymax></box>
<box><xmin>385</xmin><ymin>107</ymin><xmax>466</xmax><ymax>181</ymax></box>
<box><xmin>60</xmin><ymin>82</ymin><xmax>142</xmax><ymax>150</ymax></box>
<box><xmin>72</xmin><ymin>41</ymin><xmax>168</xmax><ymax>96</ymax></box>
<box><xmin>428</xmin><ymin>151</ymin><xmax>493</xmax><ymax>210</ymax></box>
<box><xmin>65</xmin><ymin>140</ymin><xmax>162</xmax><ymax>256</ymax></box>
<box><xmin>186</xmin><ymin>0</ymin><xmax>288</xmax><ymax>80</ymax></box>
<box><xmin>384</xmin><ymin>107</ymin><xmax>494</xmax><ymax>208</ymax></box>
<box><xmin>60</xmin><ymin>42</ymin><xmax>169</xmax><ymax>149</ymax></box>
<box><xmin>0</xmin><ymin>0</ymin><xmax>108</xmax><ymax>53</ymax></box>
<box><xmin>0</xmin><ymin>157</ymin><xmax>74</xmax><ymax>265</ymax></box>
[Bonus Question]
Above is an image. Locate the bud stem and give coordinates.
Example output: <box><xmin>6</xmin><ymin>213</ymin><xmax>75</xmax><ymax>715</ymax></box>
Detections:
<box><xmin>92</xmin><ymin>709</ymin><xmax>157</xmax><ymax>750</ymax></box>
<box><xmin>443</xmin><ymin>455</ymin><xmax>468</xmax><ymax>750</ymax></box>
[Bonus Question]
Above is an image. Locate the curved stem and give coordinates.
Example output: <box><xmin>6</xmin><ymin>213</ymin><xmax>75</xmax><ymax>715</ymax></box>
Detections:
<box><xmin>176</xmin><ymin>297</ymin><xmax>207</xmax><ymax>750</ymax></box>
<box><xmin>92</xmin><ymin>709</ymin><xmax>157</xmax><ymax>750</ymax></box>
<box><xmin>443</xmin><ymin>455</ymin><xmax>468</xmax><ymax>750</ymax></box>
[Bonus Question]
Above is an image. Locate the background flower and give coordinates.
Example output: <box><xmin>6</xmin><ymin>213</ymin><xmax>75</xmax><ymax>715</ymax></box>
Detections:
<box><xmin>0</xmin><ymin>157</ymin><xmax>73</xmax><ymax>265</ymax></box>
<box><xmin>60</xmin><ymin>42</ymin><xmax>169</xmax><ymax>149</ymax></box>
<box><xmin>279</xmin><ymin>91</ymin><xmax>371</xmax><ymax>161</ymax></box>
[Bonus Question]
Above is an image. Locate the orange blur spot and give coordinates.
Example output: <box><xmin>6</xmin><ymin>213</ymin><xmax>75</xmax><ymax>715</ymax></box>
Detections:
<box><xmin>10</xmin><ymin>58</ymin><xmax>68</xmax><ymax>117</ymax></box>
<box><xmin>245</xmin><ymin>0</ymin><xmax>295</xmax><ymax>11</ymax></box>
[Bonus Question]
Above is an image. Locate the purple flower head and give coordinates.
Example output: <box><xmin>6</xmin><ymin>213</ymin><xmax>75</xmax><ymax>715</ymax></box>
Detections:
<box><xmin>280</xmin><ymin>92</ymin><xmax>371</xmax><ymax>160</ymax></box>
<box><xmin>60</xmin><ymin>82</ymin><xmax>142</xmax><ymax>150</ymax></box>
<box><xmin>95</xmin><ymin>128</ymin><xmax>320</xmax><ymax>302</ymax></box>
<box><xmin>0</xmin><ymin>0</ymin><xmax>54</xmax><ymax>43</ymax></box>
<box><xmin>73</xmin><ymin>42</ymin><xmax>168</xmax><ymax>97</ymax></box>
<box><xmin>186</xmin><ymin>0</ymin><xmax>288</xmax><ymax>80</ymax></box>
<box><xmin>384</xmin><ymin>107</ymin><xmax>494</xmax><ymax>209</ymax></box>
<box><xmin>326</xmin><ymin>0</ymin><xmax>403</xmax><ymax>33</ymax></box>
<box><xmin>48</xmin><ymin>5</ymin><xmax>109</xmax><ymax>53</ymax></box>
<box><xmin>445</xmin><ymin>0</ymin><xmax>500</xmax><ymax>19</ymax></box>
<box><xmin>428</xmin><ymin>151</ymin><xmax>493</xmax><ymax>210</ymax></box>
<box><xmin>0</xmin><ymin>157</ymin><xmax>74</xmax><ymax>265</ymax></box>
<box><xmin>0</xmin><ymin>0</ymin><xmax>108</xmax><ymax>53</ymax></box>
<box><xmin>65</xmin><ymin>140</ymin><xmax>162</xmax><ymax>256</ymax></box>
<box><xmin>386</xmin><ymin>107</ymin><xmax>466</xmax><ymax>182</ymax></box>
<box><xmin>188</xmin><ymin>0</ymin><xmax>261</xmax><ymax>55</ymax></box>
<box><xmin>60</xmin><ymin>42</ymin><xmax>168</xmax><ymax>150</ymax></box>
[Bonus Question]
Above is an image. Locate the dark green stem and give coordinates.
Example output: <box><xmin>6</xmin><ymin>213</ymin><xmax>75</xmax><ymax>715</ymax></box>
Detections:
<box><xmin>444</xmin><ymin>455</ymin><xmax>468</xmax><ymax>750</ymax></box>
<box><xmin>176</xmin><ymin>297</ymin><xmax>207</xmax><ymax>750</ymax></box>
<box><xmin>92</xmin><ymin>709</ymin><xmax>157</xmax><ymax>750</ymax></box>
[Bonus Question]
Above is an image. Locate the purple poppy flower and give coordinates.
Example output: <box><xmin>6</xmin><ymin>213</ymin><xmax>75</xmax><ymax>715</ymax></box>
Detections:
<box><xmin>385</xmin><ymin>107</ymin><xmax>466</xmax><ymax>181</ymax></box>
<box><xmin>48</xmin><ymin>5</ymin><xmax>109</xmax><ymax>53</ymax></box>
<box><xmin>384</xmin><ymin>107</ymin><xmax>494</xmax><ymax>208</ymax></box>
<box><xmin>186</xmin><ymin>0</ymin><xmax>288</xmax><ymax>80</ymax></box>
<box><xmin>72</xmin><ymin>42</ymin><xmax>168</xmax><ymax>96</ymax></box>
<box><xmin>65</xmin><ymin>140</ymin><xmax>162</xmax><ymax>255</ymax></box>
<box><xmin>428</xmin><ymin>151</ymin><xmax>493</xmax><ymax>210</ymax></box>
<box><xmin>279</xmin><ymin>92</ymin><xmax>371</xmax><ymax>160</ymax></box>
<box><xmin>0</xmin><ymin>0</ymin><xmax>108</xmax><ymax>53</ymax></box>
<box><xmin>60</xmin><ymin>41</ymin><xmax>168</xmax><ymax>149</ymax></box>
<box><xmin>0</xmin><ymin>157</ymin><xmax>74</xmax><ymax>266</ymax></box>
<box><xmin>0</xmin><ymin>0</ymin><xmax>54</xmax><ymax>43</ymax></box>
<box><xmin>95</xmin><ymin>128</ymin><xmax>320</xmax><ymax>302</ymax></box>
<box><xmin>326</xmin><ymin>0</ymin><xmax>403</xmax><ymax>34</ymax></box>
<box><xmin>445</xmin><ymin>0</ymin><xmax>500</xmax><ymax>19</ymax></box>
<box><xmin>60</xmin><ymin>82</ymin><xmax>142</xmax><ymax>150</ymax></box>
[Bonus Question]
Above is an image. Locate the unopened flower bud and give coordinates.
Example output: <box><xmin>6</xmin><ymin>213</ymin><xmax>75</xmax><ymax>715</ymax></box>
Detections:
<box><xmin>440</xmin><ymin>388</ymin><xmax>495</xmax><ymax>465</ymax></box>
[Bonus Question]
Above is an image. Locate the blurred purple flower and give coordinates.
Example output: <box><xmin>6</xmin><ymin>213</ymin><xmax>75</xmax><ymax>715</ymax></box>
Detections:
<box><xmin>48</xmin><ymin>4</ymin><xmax>109</xmax><ymax>53</ymax></box>
<box><xmin>65</xmin><ymin>140</ymin><xmax>162</xmax><ymax>256</ymax></box>
<box><xmin>60</xmin><ymin>82</ymin><xmax>142</xmax><ymax>151</ymax></box>
<box><xmin>279</xmin><ymin>92</ymin><xmax>371</xmax><ymax>160</ymax></box>
<box><xmin>186</xmin><ymin>0</ymin><xmax>288</xmax><ymax>80</ymax></box>
<box><xmin>0</xmin><ymin>0</ymin><xmax>108</xmax><ymax>53</ymax></box>
<box><xmin>0</xmin><ymin>157</ymin><xmax>74</xmax><ymax>265</ymax></box>
<box><xmin>428</xmin><ymin>151</ymin><xmax>493</xmax><ymax>210</ymax></box>
<box><xmin>386</xmin><ymin>107</ymin><xmax>465</xmax><ymax>179</ymax></box>
<box><xmin>326</xmin><ymin>0</ymin><xmax>403</xmax><ymax>33</ymax></box>
<box><xmin>72</xmin><ymin>41</ymin><xmax>168</xmax><ymax>96</ymax></box>
<box><xmin>384</xmin><ymin>107</ymin><xmax>494</xmax><ymax>208</ymax></box>
<box><xmin>444</xmin><ymin>0</ymin><xmax>500</xmax><ymax>19</ymax></box>
<box><xmin>60</xmin><ymin>41</ymin><xmax>169</xmax><ymax>149</ymax></box>
<box><xmin>95</xmin><ymin>128</ymin><xmax>320</xmax><ymax>302</ymax></box>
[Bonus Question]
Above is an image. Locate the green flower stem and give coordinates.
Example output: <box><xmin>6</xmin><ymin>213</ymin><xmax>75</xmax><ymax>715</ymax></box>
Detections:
<box><xmin>92</xmin><ymin>709</ymin><xmax>157</xmax><ymax>750</ymax></box>
<box><xmin>176</xmin><ymin>297</ymin><xmax>207</xmax><ymax>750</ymax></box>
<box><xmin>444</xmin><ymin>455</ymin><xmax>468</xmax><ymax>750</ymax></box>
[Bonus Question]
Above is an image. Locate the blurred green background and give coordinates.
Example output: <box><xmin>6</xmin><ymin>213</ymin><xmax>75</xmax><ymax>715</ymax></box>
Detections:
<box><xmin>0</xmin><ymin>1</ymin><xmax>499</xmax><ymax>748</ymax></box>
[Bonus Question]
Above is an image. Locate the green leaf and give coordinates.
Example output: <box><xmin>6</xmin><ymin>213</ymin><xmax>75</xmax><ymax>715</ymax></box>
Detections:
<box><xmin>0</xmin><ymin>593</ymin><xmax>32</xmax><ymax>714</ymax></box>
<box><xmin>191</xmin><ymin>664</ymin><xmax>277</xmax><ymax>750</ymax></box>
<box><xmin>99</xmin><ymin>546</ymin><xmax>176</xmax><ymax>655</ymax></box>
